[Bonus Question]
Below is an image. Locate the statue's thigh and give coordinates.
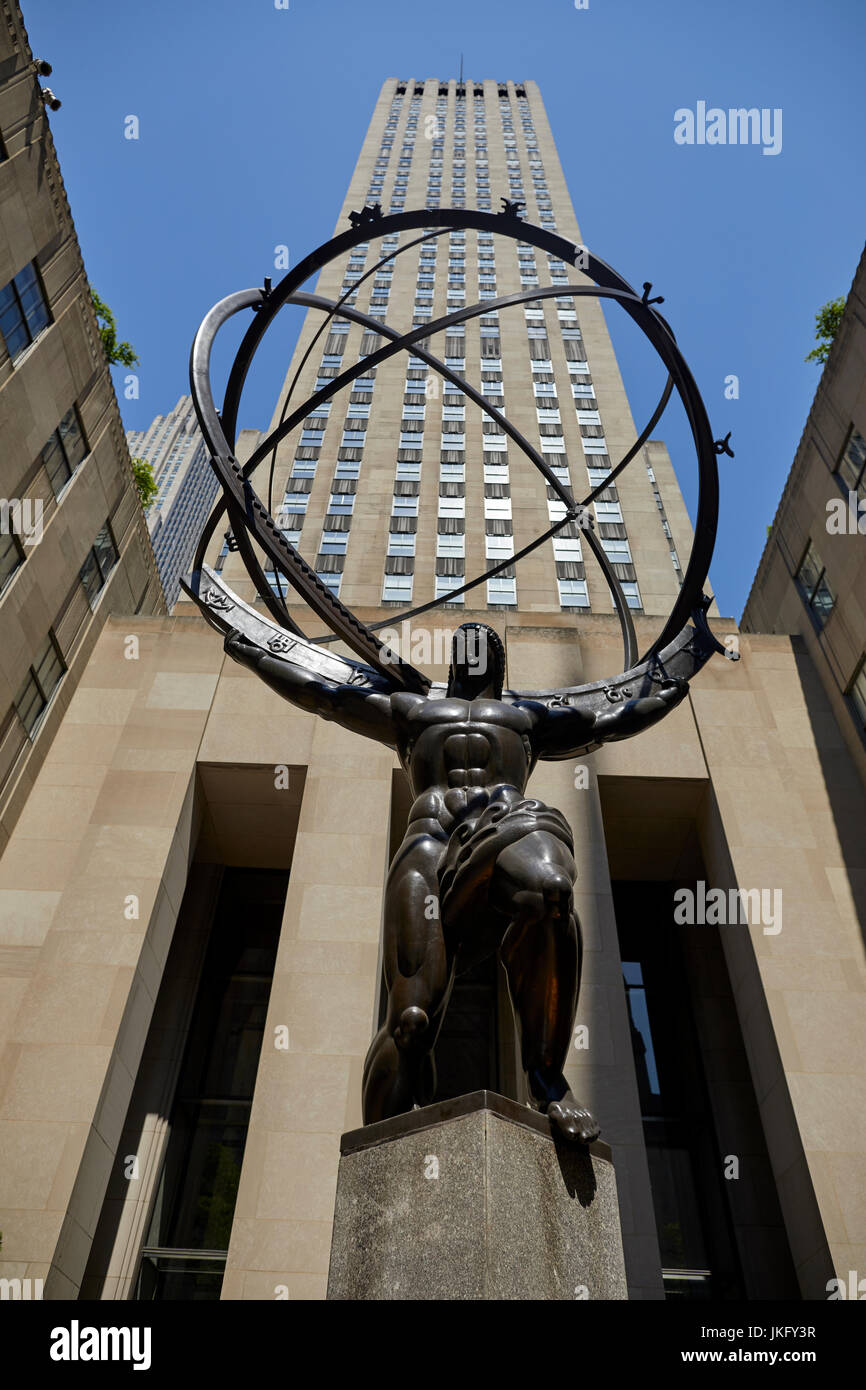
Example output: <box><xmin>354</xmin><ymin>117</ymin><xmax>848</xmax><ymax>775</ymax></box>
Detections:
<box><xmin>383</xmin><ymin>833</ymin><xmax>446</xmax><ymax>979</ymax></box>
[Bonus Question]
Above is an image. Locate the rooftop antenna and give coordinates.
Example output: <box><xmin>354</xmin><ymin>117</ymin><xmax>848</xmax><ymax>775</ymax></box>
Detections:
<box><xmin>459</xmin><ymin>53</ymin><xmax>463</xmax><ymax>85</ymax></box>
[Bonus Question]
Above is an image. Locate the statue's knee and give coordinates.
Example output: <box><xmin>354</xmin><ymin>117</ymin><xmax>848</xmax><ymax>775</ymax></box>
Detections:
<box><xmin>393</xmin><ymin>1004</ymin><xmax>429</xmax><ymax>1051</ymax></box>
<box><xmin>539</xmin><ymin>869</ymin><xmax>573</xmax><ymax>925</ymax></box>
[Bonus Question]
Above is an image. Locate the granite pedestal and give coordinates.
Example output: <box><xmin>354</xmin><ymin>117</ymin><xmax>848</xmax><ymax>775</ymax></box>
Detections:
<box><xmin>326</xmin><ymin>1090</ymin><xmax>628</xmax><ymax>1300</ymax></box>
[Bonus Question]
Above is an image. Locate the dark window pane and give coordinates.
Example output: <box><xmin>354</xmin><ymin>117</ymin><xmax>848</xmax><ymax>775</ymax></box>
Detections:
<box><xmin>796</xmin><ymin>543</ymin><xmax>822</xmax><ymax>600</ymax></box>
<box><xmin>58</xmin><ymin>406</ymin><xmax>87</xmax><ymax>470</ymax></box>
<box><xmin>80</xmin><ymin>547</ymin><xmax>103</xmax><ymax>603</ymax></box>
<box><xmin>812</xmin><ymin>575</ymin><xmax>836</xmax><ymax>621</ymax></box>
<box><xmin>0</xmin><ymin>529</ymin><xmax>22</xmax><ymax>591</ymax></box>
<box><xmin>15</xmin><ymin>263</ymin><xmax>49</xmax><ymax>339</ymax></box>
<box><xmin>838</xmin><ymin>428</ymin><xmax>866</xmax><ymax>495</ymax></box>
<box><xmin>0</xmin><ymin>263</ymin><xmax>50</xmax><ymax>360</ymax></box>
<box><xmin>14</xmin><ymin>675</ymin><xmax>45</xmax><ymax>736</ymax></box>
<box><xmin>136</xmin><ymin>1254</ymin><xmax>225</xmax><ymax>1302</ymax></box>
<box><xmin>93</xmin><ymin>523</ymin><xmax>118</xmax><ymax>581</ymax></box>
<box><xmin>153</xmin><ymin>1101</ymin><xmax>249</xmax><ymax>1252</ymax></box>
<box><xmin>0</xmin><ymin>281</ymin><xmax>28</xmax><ymax>359</ymax></box>
<box><xmin>851</xmin><ymin>660</ymin><xmax>866</xmax><ymax>729</ymax></box>
<box><xmin>142</xmin><ymin>869</ymin><xmax>285</xmax><ymax>1297</ymax></box>
<box><xmin>33</xmin><ymin>635</ymin><xmax>63</xmax><ymax>701</ymax></box>
<box><xmin>43</xmin><ymin>429</ymin><xmax>71</xmax><ymax>497</ymax></box>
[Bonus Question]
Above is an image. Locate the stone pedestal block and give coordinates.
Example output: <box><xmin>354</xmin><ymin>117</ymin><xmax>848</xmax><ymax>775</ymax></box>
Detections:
<box><xmin>327</xmin><ymin>1090</ymin><xmax>628</xmax><ymax>1300</ymax></box>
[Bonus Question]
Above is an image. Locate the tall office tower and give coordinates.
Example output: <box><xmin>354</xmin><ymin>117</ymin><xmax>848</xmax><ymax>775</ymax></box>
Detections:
<box><xmin>0</xmin><ymin>1</ymin><xmax>164</xmax><ymax>854</ymax></box>
<box><xmin>742</xmin><ymin>246</ymin><xmax>866</xmax><ymax>790</ymax></box>
<box><xmin>127</xmin><ymin>396</ymin><xmax>221</xmax><ymax>608</ymax></box>
<box><xmin>2</xmin><ymin>79</ymin><xmax>864</xmax><ymax>1307</ymax></box>
<box><xmin>209</xmin><ymin>78</ymin><xmax>694</xmax><ymax>623</ymax></box>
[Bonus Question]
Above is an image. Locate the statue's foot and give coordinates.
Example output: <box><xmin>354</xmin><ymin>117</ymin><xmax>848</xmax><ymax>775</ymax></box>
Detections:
<box><xmin>394</xmin><ymin>1005</ymin><xmax>429</xmax><ymax>1050</ymax></box>
<box><xmin>545</xmin><ymin>1090</ymin><xmax>600</xmax><ymax>1144</ymax></box>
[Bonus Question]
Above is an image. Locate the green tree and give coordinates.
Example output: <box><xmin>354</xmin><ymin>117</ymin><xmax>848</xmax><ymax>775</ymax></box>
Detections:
<box><xmin>131</xmin><ymin>455</ymin><xmax>158</xmax><ymax>509</ymax></box>
<box><xmin>91</xmin><ymin>289</ymin><xmax>139</xmax><ymax>367</ymax></box>
<box><xmin>805</xmin><ymin>296</ymin><xmax>846</xmax><ymax>365</ymax></box>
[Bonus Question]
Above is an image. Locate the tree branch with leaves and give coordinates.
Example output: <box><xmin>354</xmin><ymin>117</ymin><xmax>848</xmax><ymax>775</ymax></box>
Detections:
<box><xmin>805</xmin><ymin>296</ymin><xmax>846</xmax><ymax>365</ymax></box>
<box><xmin>91</xmin><ymin>288</ymin><xmax>139</xmax><ymax>367</ymax></box>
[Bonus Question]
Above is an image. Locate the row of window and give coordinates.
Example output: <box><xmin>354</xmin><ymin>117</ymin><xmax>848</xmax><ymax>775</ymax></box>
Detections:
<box><xmin>645</xmin><ymin>460</ymin><xmax>683</xmax><ymax>580</ymax></box>
<box><xmin>794</xmin><ymin>535</ymin><xmax>866</xmax><ymax>737</ymax></box>
<box><xmin>1</xmin><ymin>518</ymin><xmax>119</xmax><ymax>805</ymax></box>
<box><xmin>0</xmin><ymin>403</ymin><xmax>90</xmax><ymax>599</ymax></box>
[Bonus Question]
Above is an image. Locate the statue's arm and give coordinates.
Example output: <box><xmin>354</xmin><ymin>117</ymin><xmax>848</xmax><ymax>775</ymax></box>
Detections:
<box><xmin>223</xmin><ymin>628</ymin><xmax>397</xmax><ymax>748</ymax></box>
<box><xmin>519</xmin><ymin>679</ymin><xmax>688</xmax><ymax>760</ymax></box>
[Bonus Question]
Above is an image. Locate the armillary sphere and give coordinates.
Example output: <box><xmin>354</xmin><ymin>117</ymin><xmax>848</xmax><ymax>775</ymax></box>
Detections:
<box><xmin>181</xmin><ymin>206</ymin><xmax>733</xmax><ymax>752</ymax></box>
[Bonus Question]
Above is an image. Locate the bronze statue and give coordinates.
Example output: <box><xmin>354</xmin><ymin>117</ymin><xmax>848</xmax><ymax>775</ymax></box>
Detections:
<box><xmin>222</xmin><ymin>619</ymin><xmax>688</xmax><ymax>1143</ymax></box>
<box><xmin>183</xmin><ymin>206</ymin><xmax>730</xmax><ymax>1146</ymax></box>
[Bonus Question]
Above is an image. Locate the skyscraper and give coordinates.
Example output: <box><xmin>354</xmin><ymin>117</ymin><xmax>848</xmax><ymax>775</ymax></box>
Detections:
<box><xmin>0</xmin><ymin>2</ymin><xmax>164</xmax><ymax>855</ymax></box>
<box><xmin>1</xmin><ymin>77</ymin><xmax>863</xmax><ymax>1306</ymax></box>
<box><xmin>127</xmin><ymin>396</ymin><xmax>220</xmax><ymax>608</ymax></box>
<box><xmin>210</xmin><ymin>78</ymin><xmax>695</xmax><ymax>626</ymax></box>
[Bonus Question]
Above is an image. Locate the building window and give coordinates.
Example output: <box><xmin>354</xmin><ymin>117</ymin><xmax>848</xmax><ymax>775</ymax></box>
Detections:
<box><xmin>795</xmin><ymin>541</ymin><xmax>836</xmax><ymax>626</ymax></box>
<box><xmin>610</xmin><ymin>580</ymin><xmax>643</xmax><ymax>610</ymax></box>
<box><xmin>485</xmin><ymin>536</ymin><xmax>514</xmax><ymax>563</ymax></box>
<box><xmin>435</xmin><ymin>575</ymin><xmax>464</xmax><ymax>604</ymax></box>
<box><xmin>615</xmin><ymin>883</ymin><xmax>753</xmax><ymax>1300</ymax></box>
<box><xmin>587</xmin><ymin>466</ymin><xmax>612</xmax><ymax>488</ymax></box>
<box><xmin>484</xmin><ymin>498</ymin><xmax>512</xmax><ymax>521</ymax></box>
<box><xmin>42</xmin><ymin>406</ymin><xmax>88</xmax><ymax>498</ymax></box>
<box><xmin>487</xmin><ymin>576</ymin><xmax>517</xmax><ymax>606</ymax></box>
<box><xmin>439</xmin><ymin>496</ymin><xmax>466</xmax><ymax>519</ymax></box>
<box><xmin>396</xmin><ymin>459</ymin><xmax>422</xmax><ymax>480</ymax></box>
<box><xmin>389</xmin><ymin>480</ymin><xmax>421</xmax><ymax>514</ymax></box>
<box><xmin>0</xmin><ymin>261</ymin><xmax>51</xmax><ymax>362</ymax></box>
<box><xmin>440</xmin><ymin>463</ymin><xmax>465</xmax><ymax>482</ymax></box>
<box><xmin>553</xmin><ymin>537</ymin><xmax>583</xmax><ymax>562</ymax></box>
<box><xmin>320</xmin><ymin>530</ymin><xmax>348</xmax><ymax>555</ymax></box>
<box><xmin>328</xmin><ymin>493</ymin><xmax>355</xmax><ymax>515</ymax></box>
<box><xmin>558</xmin><ymin>578</ymin><xmax>590</xmax><ymax>609</ymax></box>
<box><xmin>388</xmin><ymin>532</ymin><xmax>416</xmax><ymax>557</ymax></box>
<box><xmin>136</xmin><ymin>869</ymin><xmax>286</xmax><ymax>1300</ymax></box>
<box><xmin>436</xmin><ymin>533</ymin><xmax>465</xmax><ymax>558</ymax></box>
<box><xmin>383</xmin><ymin>574</ymin><xmax>413</xmax><ymax>603</ymax></box>
<box><xmin>317</xmin><ymin>570</ymin><xmax>342</xmax><ymax>596</ymax></box>
<box><xmin>80</xmin><ymin>521</ymin><xmax>119</xmax><ymax>608</ymax></box>
<box><xmin>0</xmin><ymin>527</ymin><xmax>25</xmax><ymax>595</ymax></box>
<box><xmin>849</xmin><ymin>656</ymin><xmax>866</xmax><ymax>732</ymax></box>
<box><xmin>836</xmin><ymin>425</ymin><xmax>866</xmax><ymax>498</ymax></box>
<box><xmin>595</xmin><ymin>500</ymin><xmax>624</xmax><ymax>524</ymax></box>
<box><xmin>14</xmin><ymin>633</ymin><xmax>65</xmax><ymax>738</ymax></box>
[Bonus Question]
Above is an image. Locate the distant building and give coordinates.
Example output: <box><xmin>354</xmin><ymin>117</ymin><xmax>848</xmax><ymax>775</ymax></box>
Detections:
<box><xmin>742</xmin><ymin>246</ymin><xmax>866</xmax><ymax>791</ymax></box>
<box><xmin>0</xmin><ymin>0</ymin><xmax>164</xmax><ymax>855</ymax></box>
<box><xmin>127</xmin><ymin>397</ymin><xmax>221</xmax><ymax>608</ymax></box>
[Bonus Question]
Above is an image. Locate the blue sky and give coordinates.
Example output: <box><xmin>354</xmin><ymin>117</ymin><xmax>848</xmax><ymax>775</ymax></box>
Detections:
<box><xmin>21</xmin><ymin>0</ymin><xmax>866</xmax><ymax>620</ymax></box>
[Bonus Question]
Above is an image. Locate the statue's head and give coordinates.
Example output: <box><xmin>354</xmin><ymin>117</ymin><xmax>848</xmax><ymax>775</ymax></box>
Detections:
<box><xmin>446</xmin><ymin>623</ymin><xmax>505</xmax><ymax>701</ymax></box>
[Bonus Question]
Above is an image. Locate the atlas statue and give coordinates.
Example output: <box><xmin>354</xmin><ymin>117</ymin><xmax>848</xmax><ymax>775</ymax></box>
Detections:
<box><xmin>182</xmin><ymin>205</ymin><xmax>732</xmax><ymax>1145</ymax></box>
<box><xmin>223</xmin><ymin>619</ymin><xmax>688</xmax><ymax>1142</ymax></box>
